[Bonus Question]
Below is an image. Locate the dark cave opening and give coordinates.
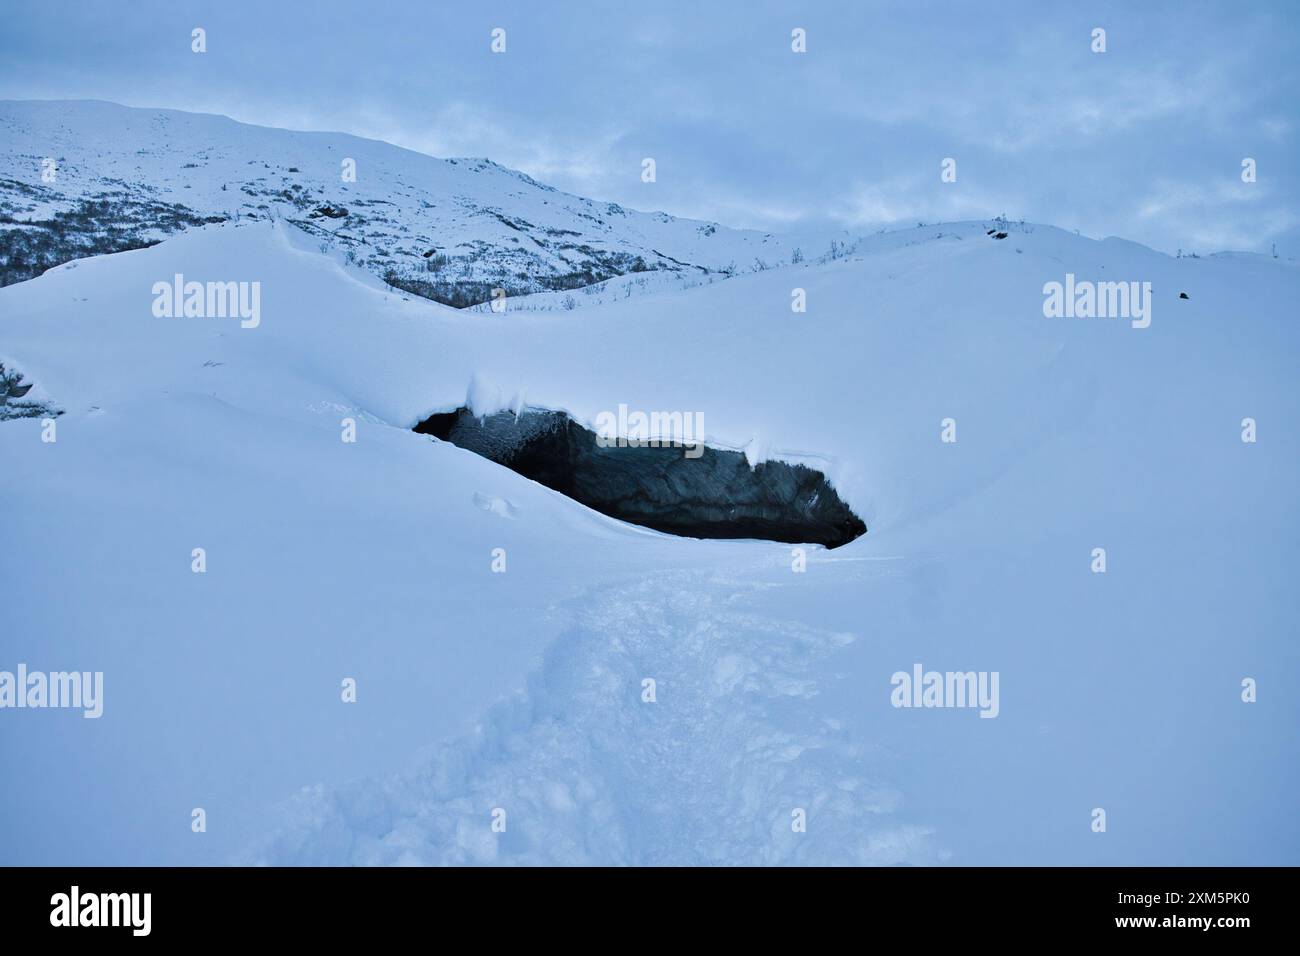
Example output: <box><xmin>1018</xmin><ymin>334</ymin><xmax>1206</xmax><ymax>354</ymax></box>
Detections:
<box><xmin>414</xmin><ymin>406</ymin><xmax>866</xmax><ymax>549</ymax></box>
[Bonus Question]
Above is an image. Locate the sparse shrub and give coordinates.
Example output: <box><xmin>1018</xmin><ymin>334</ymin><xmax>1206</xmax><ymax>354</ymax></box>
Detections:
<box><xmin>0</xmin><ymin>362</ymin><xmax>54</xmax><ymax>421</ymax></box>
<box><xmin>0</xmin><ymin>193</ymin><xmax>221</xmax><ymax>287</ymax></box>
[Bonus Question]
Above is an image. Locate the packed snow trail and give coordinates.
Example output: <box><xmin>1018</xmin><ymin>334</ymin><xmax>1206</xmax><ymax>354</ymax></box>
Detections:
<box><xmin>244</xmin><ymin>563</ymin><xmax>940</xmax><ymax>866</ymax></box>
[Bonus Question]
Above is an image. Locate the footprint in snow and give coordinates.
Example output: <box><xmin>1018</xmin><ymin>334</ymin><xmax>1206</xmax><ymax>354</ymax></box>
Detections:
<box><xmin>241</xmin><ymin>568</ymin><xmax>939</xmax><ymax>866</ymax></box>
<box><xmin>473</xmin><ymin>491</ymin><xmax>518</xmax><ymax>519</ymax></box>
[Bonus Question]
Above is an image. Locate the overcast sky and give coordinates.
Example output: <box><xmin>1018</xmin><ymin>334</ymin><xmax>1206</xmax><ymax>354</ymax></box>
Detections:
<box><xmin>2</xmin><ymin>0</ymin><xmax>1296</xmax><ymax>254</ymax></box>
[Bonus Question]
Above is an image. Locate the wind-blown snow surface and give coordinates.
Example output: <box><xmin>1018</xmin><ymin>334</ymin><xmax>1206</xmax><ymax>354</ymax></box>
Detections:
<box><xmin>1</xmin><ymin>219</ymin><xmax>1297</xmax><ymax>865</ymax></box>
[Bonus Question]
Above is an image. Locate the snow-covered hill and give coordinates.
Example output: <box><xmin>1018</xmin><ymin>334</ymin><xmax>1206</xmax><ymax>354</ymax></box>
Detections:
<box><xmin>0</xmin><ymin>100</ymin><xmax>826</xmax><ymax>307</ymax></box>
<box><xmin>3</xmin><ymin>210</ymin><xmax>1296</xmax><ymax>866</ymax></box>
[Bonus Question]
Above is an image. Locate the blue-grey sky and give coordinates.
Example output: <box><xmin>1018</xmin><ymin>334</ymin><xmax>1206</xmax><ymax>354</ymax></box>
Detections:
<box><xmin>2</xmin><ymin>0</ymin><xmax>1296</xmax><ymax>254</ymax></box>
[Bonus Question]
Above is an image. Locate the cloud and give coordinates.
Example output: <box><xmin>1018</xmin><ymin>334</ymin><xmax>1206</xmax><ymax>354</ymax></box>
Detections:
<box><xmin>0</xmin><ymin>0</ymin><xmax>1295</xmax><ymax>254</ymax></box>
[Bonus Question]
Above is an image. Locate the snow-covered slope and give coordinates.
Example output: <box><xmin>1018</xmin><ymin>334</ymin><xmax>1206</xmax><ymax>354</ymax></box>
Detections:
<box><xmin>0</xmin><ymin>100</ymin><xmax>823</xmax><ymax>306</ymax></box>
<box><xmin>1</xmin><ymin>216</ymin><xmax>1297</xmax><ymax>865</ymax></box>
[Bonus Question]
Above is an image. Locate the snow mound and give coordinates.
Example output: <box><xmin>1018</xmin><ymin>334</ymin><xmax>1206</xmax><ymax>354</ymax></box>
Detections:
<box><xmin>2</xmin><ymin>211</ymin><xmax>1297</xmax><ymax>865</ymax></box>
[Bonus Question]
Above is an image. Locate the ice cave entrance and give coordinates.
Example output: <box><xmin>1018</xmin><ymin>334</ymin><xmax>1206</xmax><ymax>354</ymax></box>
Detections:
<box><xmin>415</xmin><ymin>406</ymin><xmax>866</xmax><ymax>549</ymax></box>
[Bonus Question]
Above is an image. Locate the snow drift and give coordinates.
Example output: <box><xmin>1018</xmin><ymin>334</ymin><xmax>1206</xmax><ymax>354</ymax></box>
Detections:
<box><xmin>1</xmin><ymin>210</ymin><xmax>1297</xmax><ymax>866</ymax></box>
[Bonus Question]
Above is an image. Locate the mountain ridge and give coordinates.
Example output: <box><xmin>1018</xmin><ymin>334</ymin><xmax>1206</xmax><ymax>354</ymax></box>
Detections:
<box><xmin>0</xmin><ymin>98</ymin><xmax>832</xmax><ymax>306</ymax></box>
